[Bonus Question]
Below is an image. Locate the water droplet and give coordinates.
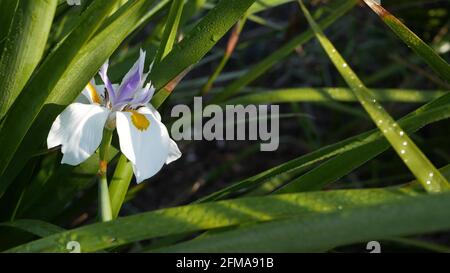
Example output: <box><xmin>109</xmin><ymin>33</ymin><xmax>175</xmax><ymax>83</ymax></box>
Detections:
<box><xmin>429</xmin><ymin>172</ymin><xmax>434</xmax><ymax>177</ymax></box>
<box><xmin>399</xmin><ymin>131</ymin><xmax>404</xmax><ymax>136</ymax></box>
<box><xmin>400</xmin><ymin>149</ymin><xmax>406</xmax><ymax>154</ymax></box>
<box><xmin>378</xmin><ymin>119</ymin><xmax>383</xmax><ymax>124</ymax></box>
<box><xmin>402</xmin><ymin>141</ymin><xmax>407</xmax><ymax>146</ymax></box>
<box><xmin>342</xmin><ymin>63</ymin><xmax>348</xmax><ymax>68</ymax></box>
<box><xmin>426</xmin><ymin>180</ymin><xmax>431</xmax><ymax>185</ymax></box>
<box><xmin>210</xmin><ymin>34</ymin><xmax>220</xmax><ymax>42</ymax></box>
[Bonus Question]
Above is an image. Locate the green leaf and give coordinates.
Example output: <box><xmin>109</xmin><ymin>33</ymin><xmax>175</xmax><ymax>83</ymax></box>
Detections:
<box><xmin>225</xmin><ymin>88</ymin><xmax>445</xmax><ymax>105</ymax></box>
<box><xmin>0</xmin><ymin>0</ymin><xmax>57</xmax><ymax>118</ymax></box>
<box><xmin>0</xmin><ymin>0</ymin><xmax>18</xmax><ymax>51</ymax></box>
<box><xmin>0</xmin><ymin>220</ymin><xmax>64</xmax><ymax>238</ymax></box>
<box><xmin>276</xmin><ymin>138</ymin><xmax>392</xmax><ymax>193</ymax></box>
<box><xmin>154</xmin><ymin>0</ymin><xmax>184</xmax><ymax>65</ymax></box>
<box><xmin>297</xmin><ymin>0</ymin><xmax>449</xmax><ymax>192</ymax></box>
<box><xmin>363</xmin><ymin>0</ymin><xmax>450</xmax><ymax>83</ymax></box>
<box><xmin>153</xmin><ymin>190</ymin><xmax>450</xmax><ymax>253</ymax></box>
<box><xmin>5</xmin><ymin>188</ymin><xmax>426</xmax><ymax>253</ymax></box>
<box><xmin>247</xmin><ymin>0</ymin><xmax>294</xmax><ymax>14</ymax></box>
<box><xmin>180</xmin><ymin>0</ymin><xmax>206</xmax><ymax>26</ymax></box>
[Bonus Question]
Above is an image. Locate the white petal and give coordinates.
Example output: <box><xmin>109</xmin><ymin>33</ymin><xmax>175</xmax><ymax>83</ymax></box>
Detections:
<box><xmin>47</xmin><ymin>103</ymin><xmax>110</xmax><ymax>165</ymax></box>
<box><xmin>143</xmin><ymin>103</ymin><xmax>161</xmax><ymax>121</ymax></box>
<box><xmin>116</xmin><ymin>109</ymin><xmax>175</xmax><ymax>183</ymax></box>
<box><xmin>139</xmin><ymin>105</ymin><xmax>180</xmax><ymax>164</ymax></box>
<box><xmin>166</xmin><ymin>138</ymin><xmax>182</xmax><ymax>164</ymax></box>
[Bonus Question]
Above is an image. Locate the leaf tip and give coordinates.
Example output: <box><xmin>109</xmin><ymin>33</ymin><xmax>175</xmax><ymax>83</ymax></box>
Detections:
<box><xmin>363</xmin><ymin>0</ymin><xmax>389</xmax><ymax>17</ymax></box>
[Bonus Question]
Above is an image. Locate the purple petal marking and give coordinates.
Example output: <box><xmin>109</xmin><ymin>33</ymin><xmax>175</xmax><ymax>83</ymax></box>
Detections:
<box><xmin>131</xmin><ymin>83</ymin><xmax>155</xmax><ymax>105</ymax></box>
<box><xmin>116</xmin><ymin>49</ymin><xmax>146</xmax><ymax>105</ymax></box>
<box><xmin>99</xmin><ymin>60</ymin><xmax>116</xmax><ymax>104</ymax></box>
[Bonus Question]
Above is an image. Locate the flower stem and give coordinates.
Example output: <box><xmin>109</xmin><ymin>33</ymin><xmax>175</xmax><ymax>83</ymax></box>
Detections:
<box><xmin>109</xmin><ymin>154</ymin><xmax>134</xmax><ymax>219</ymax></box>
<box><xmin>98</xmin><ymin>128</ymin><xmax>113</xmax><ymax>222</ymax></box>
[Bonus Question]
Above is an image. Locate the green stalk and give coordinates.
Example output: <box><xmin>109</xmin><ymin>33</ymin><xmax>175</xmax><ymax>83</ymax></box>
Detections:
<box><xmin>109</xmin><ymin>155</ymin><xmax>134</xmax><ymax>219</ymax></box>
<box><xmin>98</xmin><ymin>129</ymin><xmax>113</xmax><ymax>222</ymax></box>
<box><xmin>297</xmin><ymin>0</ymin><xmax>450</xmax><ymax>193</ymax></box>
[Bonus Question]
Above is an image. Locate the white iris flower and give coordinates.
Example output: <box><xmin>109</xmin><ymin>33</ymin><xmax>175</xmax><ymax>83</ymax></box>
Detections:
<box><xmin>47</xmin><ymin>50</ymin><xmax>181</xmax><ymax>183</ymax></box>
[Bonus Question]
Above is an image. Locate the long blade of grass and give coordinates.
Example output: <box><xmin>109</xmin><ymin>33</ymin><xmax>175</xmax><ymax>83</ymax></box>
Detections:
<box><xmin>247</xmin><ymin>0</ymin><xmax>294</xmax><ymax>14</ymax></box>
<box><xmin>153</xmin><ymin>191</ymin><xmax>450</xmax><ymax>253</ymax></box>
<box><xmin>0</xmin><ymin>0</ymin><xmax>57</xmax><ymax>118</ymax></box>
<box><xmin>225</xmin><ymin>88</ymin><xmax>445</xmax><ymax>105</ymax></box>
<box><xmin>0</xmin><ymin>220</ymin><xmax>65</xmax><ymax>238</ymax></box>
<box><xmin>5</xmin><ymin>188</ymin><xmax>429</xmax><ymax>253</ymax></box>
<box><xmin>276</xmin><ymin>137</ymin><xmax>394</xmax><ymax>193</ymax></box>
<box><xmin>363</xmin><ymin>0</ymin><xmax>450</xmax><ymax>83</ymax></box>
<box><xmin>154</xmin><ymin>0</ymin><xmax>184</xmax><ymax>65</ymax></box>
<box><xmin>297</xmin><ymin>0</ymin><xmax>449</xmax><ymax>193</ymax></box>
